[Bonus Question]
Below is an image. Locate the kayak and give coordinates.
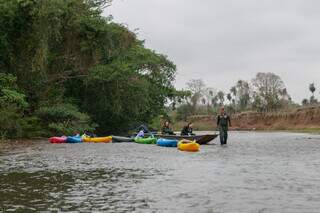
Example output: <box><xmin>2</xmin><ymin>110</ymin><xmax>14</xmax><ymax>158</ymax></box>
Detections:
<box><xmin>112</xmin><ymin>136</ymin><xmax>134</xmax><ymax>143</ymax></box>
<box><xmin>157</xmin><ymin>138</ymin><xmax>178</xmax><ymax>147</ymax></box>
<box><xmin>134</xmin><ymin>137</ymin><xmax>157</xmax><ymax>144</ymax></box>
<box><xmin>49</xmin><ymin>136</ymin><xmax>67</xmax><ymax>143</ymax></box>
<box><xmin>66</xmin><ymin>136</ymin><xmax>83</xmax><ymax>143</ymax></box>
<box><xmin>178</xmin><ymin>140</ymin><xmax>200</xmax><ymax>152</ymax></box>
<box><xmin>83</xmin><ymin>136</ymin><xmax>112</xmax><ymax>143</ymax></box>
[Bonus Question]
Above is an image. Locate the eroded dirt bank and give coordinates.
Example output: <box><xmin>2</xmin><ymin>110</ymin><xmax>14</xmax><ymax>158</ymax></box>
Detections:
<box><xmin>183</xmin><ymin>106</ymin><xmax>320</xmax><ymax>132</ymax></box>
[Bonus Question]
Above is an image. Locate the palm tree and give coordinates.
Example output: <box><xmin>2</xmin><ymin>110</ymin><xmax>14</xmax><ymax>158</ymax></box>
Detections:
<box><xmin>211</xmin><ymin>96</ymin><xmax>218</xmax><ymax>107</ymax></box>
<box><xmin>201</xmin><ymin>98</ymin><xmax>206</xmax><ymax>105</ymax></box>
<box><xmin>309</xmin><ymin>83</ymin><xmax>316</xmax><ymax>96</ymax></box>
<box><xmin>230</xmin><ymin>86</ymin><xmax>237</xmax><ymax>97</ymax></box>
<box><xmin>227</xmin><ymin>93</ymin><xmax>232</xmax><ymax>102</ymax></box>
<box><xmin>217</xmin><ymin>91</ymin><xmax>225</xmax><ymax>106</ymax></box>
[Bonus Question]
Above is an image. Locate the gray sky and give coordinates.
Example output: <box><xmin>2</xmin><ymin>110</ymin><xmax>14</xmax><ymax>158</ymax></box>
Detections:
<box><xmin>105</xmin><ymin>0</ymin><xmax>320</xmax><ymax>102</ymax></box>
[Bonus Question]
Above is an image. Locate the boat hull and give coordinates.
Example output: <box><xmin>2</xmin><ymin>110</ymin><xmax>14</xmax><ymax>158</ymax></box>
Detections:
<box><xmin>153</xmin><ymin>134</ymin><xmax>218</xmax><ymax>145</ymax></box>
<box><xmin>112</xmin><ymin>136</ymin><xmax>134</xmax><ymax>143</ymax></box>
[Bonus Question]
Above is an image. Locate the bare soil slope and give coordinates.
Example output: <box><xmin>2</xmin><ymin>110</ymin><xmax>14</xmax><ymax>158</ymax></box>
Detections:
<box><xmin>181</xmin><ymin>106</ymin><xmax>320</xmax><ymax>132</ymax></box>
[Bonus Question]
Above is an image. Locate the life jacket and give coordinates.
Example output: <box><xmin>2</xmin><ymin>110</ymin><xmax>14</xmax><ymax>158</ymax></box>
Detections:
<box><xmin>136</xmin><ymin>130</ymin><xmax>145</xmax><ymax>138</ymax></box>
<box><xmin>181</xmin><ymin>126</ymin><xmax>193</xmax><ymax>135</ymax></box>
<box><xmin>218</xmin><ymin>114</ymin><xmax>229</xmax><ymax>127</ymax></box>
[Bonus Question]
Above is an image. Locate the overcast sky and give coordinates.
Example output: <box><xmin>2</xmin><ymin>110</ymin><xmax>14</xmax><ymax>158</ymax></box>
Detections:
<box><xmin>105</xmin><ymin>0</ymin><xmax>320</xmax><ymax>102</ymax></box>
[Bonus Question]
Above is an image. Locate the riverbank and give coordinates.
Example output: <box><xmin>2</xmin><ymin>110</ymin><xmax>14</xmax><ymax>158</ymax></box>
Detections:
<box><xmin>1</xmin><ymin>106</ymin><xmax>319</xmax><ymax>144</ymax></box>
<box><xmin>174</xmin><ymin>106</ymin><xmax>320</xmax><ymax>134</ymax></box>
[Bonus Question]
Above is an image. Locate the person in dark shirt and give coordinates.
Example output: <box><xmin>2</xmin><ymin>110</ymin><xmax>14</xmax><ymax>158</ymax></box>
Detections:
<box><xmin>161</xmin><ymin>120</ymin><xmax>175</xmax><ymax>135</ymax></box>
<box><xmin>82</xmin><ymin>130</ymin><xmax>96</xmax><ymax>138</ymax></box>
<box><xmin>216</xmin><ymin>107</ymin><xmax>231</xmax><ymax>145</ymax></box>
<box><xmin>181</xmin><ymin>122</ymin><xmax>194</xmax><ymax>136</ymax></box>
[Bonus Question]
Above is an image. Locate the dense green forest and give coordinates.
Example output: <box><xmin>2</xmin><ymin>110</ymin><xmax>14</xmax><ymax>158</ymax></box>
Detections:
<box><xmin>0</xmin><ymin>0</ymin><xmax>186</xmax><ymax>139</ymax></box>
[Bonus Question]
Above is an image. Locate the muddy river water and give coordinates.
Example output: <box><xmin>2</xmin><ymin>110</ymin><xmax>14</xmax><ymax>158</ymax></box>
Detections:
<box><xmin>1</xmin><ymin>132</ymin><xmax>320</xmax><ymax>212</ymax></box>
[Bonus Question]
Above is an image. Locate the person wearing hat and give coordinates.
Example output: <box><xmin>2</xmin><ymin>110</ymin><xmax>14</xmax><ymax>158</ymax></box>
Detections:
<box><xmin>216</xmin><ymin>107</ymin><xmax>231</xmax><ymax>145</ymax></box>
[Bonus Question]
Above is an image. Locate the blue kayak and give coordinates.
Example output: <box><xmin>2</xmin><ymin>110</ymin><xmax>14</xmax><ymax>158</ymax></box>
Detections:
<box><xmin>157</xmin><ymin>138</ymin><xmax>178</xmax><ymax>147</ymax></box>
<box><xmin>66</xmin><ymin>136</ymin><xmax>82</xmax><ymax>143</ymax></box>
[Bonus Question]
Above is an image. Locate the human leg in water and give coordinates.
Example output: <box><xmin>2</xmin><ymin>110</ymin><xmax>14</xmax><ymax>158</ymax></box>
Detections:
<box><xmin>219</xmin><ymin>130</ymin><xmax>225</xmax><ymax>145</ymax></box>
<box><xmin>223</xmin><ymin>130</ymin><xmax>228</xmax><ymax>145</ymax></box>
<box><xmin>219</xmin><ymin>129</ymin><xmax>228</xmax><ymax>145</ymax></box>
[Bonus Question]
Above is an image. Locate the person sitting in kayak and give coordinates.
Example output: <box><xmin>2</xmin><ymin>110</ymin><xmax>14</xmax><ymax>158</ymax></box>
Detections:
<box><xmin>82</xmin><ymin>130</ymin><xmax>95</xmax><ymax>138</ymax></box>
<box><xmin>181</xmin><ymin>122</ymin><xmax>195</xmax><ymax>136</ymax></box>
<box><xmin>136</xmin><ymin>130</ymin><xmax>145</xmax><ymax>138</ymax></box>
<box><xmin>161</xmin><ymin>120</ymin><xmax>175</xmax><ymax>135</ymax></box>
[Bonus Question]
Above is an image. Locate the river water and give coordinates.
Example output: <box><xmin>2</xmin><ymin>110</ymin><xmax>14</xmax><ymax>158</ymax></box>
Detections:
<box><xmin>1</xmin><ymin>132</ymin><xmax>320</xmax><ymax>213</ymax></box>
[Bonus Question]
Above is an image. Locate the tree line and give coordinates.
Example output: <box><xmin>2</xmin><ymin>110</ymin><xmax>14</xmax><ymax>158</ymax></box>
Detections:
<box><xmin>175</xmin><ymin>72</ymin><xmax>303</xmax><ymax>121</ymax></box>
<box><xmin>302</xmin><ymin>83</ymin><xmax>318</xmax><ymax>106</ymax></box>
<box><xmin>0</xmin><ymin>0</ymin><xmax>185</xmax><ymax>139</ymax></box>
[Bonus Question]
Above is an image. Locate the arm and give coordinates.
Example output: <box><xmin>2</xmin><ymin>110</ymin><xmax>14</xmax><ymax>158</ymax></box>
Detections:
<box><xmin>216</xmin><ymin>116</ymin><xmax>220</xmax><ymax>126</ymax></box>
<box><xmin>190</xmin><ymin>128</ymin><xmax>195</xmax><ymax>135</ymax></box>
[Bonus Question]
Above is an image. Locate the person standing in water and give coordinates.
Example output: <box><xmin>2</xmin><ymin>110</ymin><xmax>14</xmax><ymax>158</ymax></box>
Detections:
<box><xmin>216</xmin><ymin>107</ymin><xmax>231</xmax><ymax>145</ymax></box>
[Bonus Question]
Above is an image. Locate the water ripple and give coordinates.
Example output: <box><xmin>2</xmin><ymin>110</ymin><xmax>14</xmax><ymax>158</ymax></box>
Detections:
<box><xmin>0</xmin><ymin>132</ymin><xmax>320</xmax><ymax>212</ymax></box>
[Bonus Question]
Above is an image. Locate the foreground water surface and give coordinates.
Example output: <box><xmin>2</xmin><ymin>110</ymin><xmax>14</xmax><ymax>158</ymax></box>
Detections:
<box><xmin>1</xmin><ymin>132</ymin><xmax>320</xmax><ymax>213</ymax></box>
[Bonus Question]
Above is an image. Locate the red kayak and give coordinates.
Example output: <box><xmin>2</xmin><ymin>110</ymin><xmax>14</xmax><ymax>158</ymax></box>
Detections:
<box><xmin>49</xmin><ymin>136</ymin><xmax>67</xmax><ymax>143</ymax></box>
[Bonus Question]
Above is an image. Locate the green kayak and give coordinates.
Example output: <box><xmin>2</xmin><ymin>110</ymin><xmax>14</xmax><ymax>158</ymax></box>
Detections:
<box><xmin>134</xmin><ymin>137</ymin><xmax>157</xmax><ymax>144</ymax></box>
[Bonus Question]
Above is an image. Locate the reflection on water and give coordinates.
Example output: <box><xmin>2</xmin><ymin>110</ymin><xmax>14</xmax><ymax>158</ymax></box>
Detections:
<box><xmin>1</xmin><ymin>132</ymin><xmax>320</xmax><ymax>212</ymax></box>
<box><xmin>0</xmin><ymin>169</ymin><xmax>151</xmax><ymax>212</ymax></box>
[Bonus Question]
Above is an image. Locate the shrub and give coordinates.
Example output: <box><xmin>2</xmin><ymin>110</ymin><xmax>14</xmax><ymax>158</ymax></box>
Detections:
<box><xmin>37</xmin><ymin>103</ymin><xmax>96</xmax><ymax>136</ymax></box>
<box><xmin>0</xmin><ymin>73</ymin><xmax>29</xmax><ymax>139</ymax></box>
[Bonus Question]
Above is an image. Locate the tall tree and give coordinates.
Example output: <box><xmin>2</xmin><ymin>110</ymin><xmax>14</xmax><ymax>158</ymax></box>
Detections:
<box><xmin>211</xmin><ymin>96</ymin><xmax>219</xmax><ymax>108</ymax></box>
<box><xmin>309</xmin><ymin>83</ymin><xmax>317</xmax><ymax>104</ymax></box>
<box><xmin>252</xmin><ymin>72</ymin><xmax>287</xmax><ymax>112</ymax></box>
<box><xmin>217</xmin><ymin>91</ymin><xmax>225</xmax><ymax>106</ymax></box>
<box><xmin>227</xmin><ymin>93</ymin><xmax>232</xmax><ymax>102</ymax></box>
<box><xmin>309</xmin><ymin>83</ymin><xmax>316</xmax><ymax>96</ymax></box>
<box><xmin>0</xmin><ymin>0</ymin><xmax>180</xmax><ymax>136</ymax></box>
<box><xmin>230</xmin><ymin>86</ymin><xmax>237</xmax><ymax>97</ymax></box>
<box><xmin>186</xmin><ymin>79</ymin><xmax>206</xmax><ymax>112</ymax></box>
<box><xmin>203</xmin><ymin>87</ymin><xmax>216</xmax><ymax>105</ymax></box>
<box><xmin>235</xmin><ymin>80</ymin><xmax>251</xmax><ymax>111</ymax></box>
<box><xmin>302</xmin><ymin>98</ymin><xmax>309</xmax><ymax>106</ymax></box>
<box><xmin>201</xmin><ymin>98</ymin><xmax>206</xmax><ymax>105</ymax></box>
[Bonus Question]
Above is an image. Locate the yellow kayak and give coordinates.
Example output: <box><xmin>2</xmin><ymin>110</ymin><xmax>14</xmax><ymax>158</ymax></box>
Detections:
<box><xmin>83</xmin><ymin>136</ymin><xmax>112</xmax><ymax>143</ymax></box>
<box><xmin>178</xmin><ymin>140</ymin><xmax>200</xmax><ymax>152</ymax></box>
